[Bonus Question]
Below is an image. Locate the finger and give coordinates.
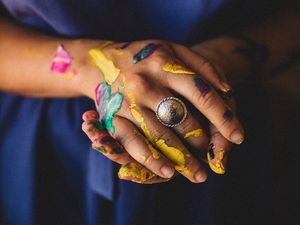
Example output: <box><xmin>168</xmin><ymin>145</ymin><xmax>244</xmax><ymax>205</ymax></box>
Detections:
<box><xmin>157</xmin><ymin>52</ymin><xmax>239</xmax><ymax>146</ymax></box>
<box><xmin>167</xmin><ymin>74</ymin><xmax>244</xmax><ymax>145</ymax></box>
<box><xmin>206</xmin><ymin>93</ymin><xmax>236</xmax><ymax>174</ymax></box>
<box><xmin>121</xmin><ymin>75</ymin><xmax>207</xmax><ymax>182</ymax></box>
<box><xmin>172</xmin><ymin>44</ymin><xmax>233</xmax><ymax>94</ymax></box>
<box><xmin>125</xmin><ymin>106</ymin><xmax>208</xmax><ymax>183</ymax></box>
<box><xmin>206</xmin><ymin>124</ymin><xmax>233</xmax><ymax>174</ymax></box>
<box><xmin>112</xmin><ymin>116</ymin><xmax>176</xmax><ymax>179</ymax></box>
<box><xmin>82</xmin><ymin>110</ymin><xmax>99</xmax><ymax>121</ymax></box>
<box><xmin>82</xmin><ymin>110</ymin><xmax>169</xmax><ymax>183</ymax></box>
<box><xmin>82</xmin><ymin>119</ymin><xmax>134</xmax><ymax>165</ymax></box>
<box><xmin>118</xmin><ymin>162</ymin><xmax>171</xmax><ymax>184</ymax></box>
<box><xmin>139</xmin><ymin>88</ymin><xmax>210</xmax><ymax>153</ymax></box>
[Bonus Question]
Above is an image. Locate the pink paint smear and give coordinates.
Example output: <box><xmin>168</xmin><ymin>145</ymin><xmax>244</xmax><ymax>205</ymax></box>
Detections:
<box><xmin>51</xmin><ymin>44</ymin><xmax>73</xmax><ymax>74</ymax></box>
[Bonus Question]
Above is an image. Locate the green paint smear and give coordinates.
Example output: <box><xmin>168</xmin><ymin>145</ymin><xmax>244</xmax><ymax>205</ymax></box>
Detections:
<box><xmin>104</xmin><ymin>92</ymin><xmax>123</xmax><ymax>134</ymax></box>
<box><xmin>96</xmin><ymin>81</ymin><xmax>124</xmax><ymax>135</ymax></box>
<box><xmin>94</xmin><ymin>120</ymin><xmax>105</xmax><ymax>130</ymax></box>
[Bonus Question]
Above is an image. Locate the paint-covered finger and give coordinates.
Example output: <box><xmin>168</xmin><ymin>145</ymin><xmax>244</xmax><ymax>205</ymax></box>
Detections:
<box><xmin>82</xmin><ymin>110</ymin><xmax>99</xmax><ymax>121</ymax></box>
<box><xmin>141</xmin><ymin>88</ymin><xmax>209</xmax><ymax>153</ymax></box>
<box><xmin>207</xmin><ymin>124</ymin><xmax>233</xmax><ymax>174</ymax></box>
<box><xmin>112</xmin><ymin>116</ymin><xmax>176</xmax><ymax>179</ymax></box>
<box><xmin>81</xmin><ymin>111</ymin><xmax>168</xmax><ymax>184</ymax></box>
<box><xmin>172</xmin><ymin>43</ymin><xmax>233</xmax><ymax>94</ymax></box>
<box><xmin>122</xmin><ymin>76</ymin><xmax>207</xmax><ymax>183</ymax></box>
<box><xmin>127</xmin><ymin>108</ymin><xmax>207</xmax><ymax>183</ymax></box>
<box><xmin>118</xmin><ymin>162</ymin><xmax>171</xmax><ymax>184</ymax></box>
<box><xmin>168</xmin><ymin>75</ymin><xmax>244</xmax><ymax>145</ymax></box>
<box><xmin>82</xmin><ymin>119</ymin><xmax>133</xmax><ymax>165</ymax></box>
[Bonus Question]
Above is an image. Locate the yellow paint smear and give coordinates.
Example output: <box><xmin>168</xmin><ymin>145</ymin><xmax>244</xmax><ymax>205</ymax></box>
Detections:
<box><xmin>184</xmin><ymin>129</ymin><xmax>203</xmax><ymax>139</ymax></box>
<box><xmin>89</xmin><ymin>49</ymin><xmax>120</xmax><ymax>85</ymax></box>
<box><xmin>163</xmin><ymin>59</ymin><xmax>195</xmax><ymax>74</ymax></box>
<box><xmin>118</xmin><ymin>163</ymin><xmax>156</xmax><ymax>183</ymax></box>
<box><xmin>207</xmin><ymin>150</ymin><xmax>225</xmax><ymax>174</ymax></box>
<box><xmin>123</xmin><ymin>76</ymin><xmax>187</xmax><ymax>171</ymax></box>
<box><xmin>155</xmin><ymin>139</ymin><xmax>186</xmax><ymax>170</ymax></box>
<box><xmin>147</xmin><ymin>143</ymin><xmax>160</xmax><ymax>160</ymax></box>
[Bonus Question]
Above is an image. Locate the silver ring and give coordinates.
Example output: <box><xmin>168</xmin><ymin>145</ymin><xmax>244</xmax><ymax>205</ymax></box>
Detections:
<box><xmin>156</xmin><ymin>97</ymin><xmax>187</xmax><ymax>127</ymax></box>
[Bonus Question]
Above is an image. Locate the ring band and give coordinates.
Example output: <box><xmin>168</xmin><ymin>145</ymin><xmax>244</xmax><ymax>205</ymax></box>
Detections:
<box><xmin>156</xmin><ymin>97</ymin><xmax>187</xmax><ymax>127</ymax></box>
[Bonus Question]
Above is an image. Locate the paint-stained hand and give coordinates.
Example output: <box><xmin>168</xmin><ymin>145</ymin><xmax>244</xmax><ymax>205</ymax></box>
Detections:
<box><xmin>79</xmin><ymin>40</ymin><xmax>245</xmax><ymax>183</ymax></box>
<box><xmin>82</xmin><ymin>110</ymin><xmax>170</xmax><ymax>184</ymax></box>
<box><xmin>189</xmin><ymin>37</ymin><xmax>253</xmax><ymax>174</ymax></box>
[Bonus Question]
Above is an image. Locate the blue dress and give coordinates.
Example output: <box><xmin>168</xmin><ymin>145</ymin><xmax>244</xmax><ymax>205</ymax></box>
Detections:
<box><xmin>0</xmin><ymin>1</ymin><xmax>274</xmax><ymax>225</ymax></box>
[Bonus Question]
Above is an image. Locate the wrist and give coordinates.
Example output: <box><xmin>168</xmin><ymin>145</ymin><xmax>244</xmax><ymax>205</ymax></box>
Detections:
<box><xmin>198</xmin><ymin>36</ymin><xmax>269</xmax><ymax>83</ymax></box>
<box><xmin>70</xmin><ymin>39</ymin><xmax>105</xmax><ymax>100</ymax></box>
<box><xmin>192</xmin><ymin>36</ymin><xmax>263</xmax><ymax>84</ymax></box>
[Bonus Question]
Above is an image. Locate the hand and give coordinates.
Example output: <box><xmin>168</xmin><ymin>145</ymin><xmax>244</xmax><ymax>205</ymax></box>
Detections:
<box><xmin>79</xmin><ymin>40</ymin><xmax>245</xmax><ymax>183</ymax></box>
<box><xmin>82</xmin><ymin>110</ymin><xmax>170</xmax><ymax>184</ymax></box>
<box><xmin>190</xmin><ymin>37</ymin><xmax>251</xmax><ymax>174</ymax></box>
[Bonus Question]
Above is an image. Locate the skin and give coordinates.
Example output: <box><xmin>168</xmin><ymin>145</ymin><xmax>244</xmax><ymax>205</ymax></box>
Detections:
<box><xmin>96</xmin><ymin>7</ymin><xmax>299</xmax><ymax>180</ymax></box>
<box><xmin>1</xmin><ymin>5</ymin><xmax>299</xmax><ymax>182</ymax></box>
<box><xmin>188</xmin><ymin>7</ymin><xmax>300</xmax><ymax>174</ymax></box>
<box><xmin>118</xmin><ymin>162</ymin><xmax>170</xmax><ymax>184</ymax></box>
<box><xmin>89</xmin><ymin>48</ymin><xmax>120</xmax><ymax>85</ymax></box>
<box><xmin>82</xmin><ymin>111</ymin><xmax>166</xmax><ymax>183</ymax></box>
<box><xmin>85</xmin><ymin>40</ymin><xmax>247</xmax><ymax>182</ymax></box>
<box><xmin>0</xmin><ymin>21</ymin><xmax>237</xmax><ymax>182</ymax></box>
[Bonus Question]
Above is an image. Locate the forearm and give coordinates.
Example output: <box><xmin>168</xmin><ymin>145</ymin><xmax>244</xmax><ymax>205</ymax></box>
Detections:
<box><xmin>244</xmin><ymin>7</ymin><xmax>300</xmax><ymax>75</ymax></box>
<box><xmin>0</xmin><ymin>18</ymin><xmax>103</xmax><ymax>99</ymax></box>
<box><xmin>194</xmin><ymin>6</ymin><xmax>300</xmax><ymax>83</ymax></box>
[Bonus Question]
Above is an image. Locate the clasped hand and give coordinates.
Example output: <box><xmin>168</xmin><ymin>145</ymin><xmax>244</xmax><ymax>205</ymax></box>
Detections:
<box><xmin>81</xmin><ymin>40</ymin><xmax>244</xmax><ymax>184</ymax></box>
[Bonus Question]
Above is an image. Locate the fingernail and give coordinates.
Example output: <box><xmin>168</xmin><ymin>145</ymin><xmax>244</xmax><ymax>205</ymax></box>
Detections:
<box><xmin>220</xmin><ymin>82</ymin><xmax>232</xmax><ymax>92</ymax></box>
<box><xmin>230</xmin><ymin>130</ymin><xmax>244</xmax><ymax>144</ymax></box>
<box><xmin>83</xmin><ymin>114</ymin><xmax>89</xmax><ymax>121</ymax></box>
<box><xmin>161</xmin><ymin>165</ymin><xmax>175</xmax><ymax>178</ymax></box>
<box><xmin>207</xmin><ymin>150</ymin><xmax>226</xmax><ymax>174</ymax></box>
<box><xmin>195</xmin><ymin>171</ymin><xmax>207</xmax><ymax>183</ymax></box>
<box><xmin>219</xmin><ymin>89</ymin><xmax>234</xmax><ymax>99</ymax></box>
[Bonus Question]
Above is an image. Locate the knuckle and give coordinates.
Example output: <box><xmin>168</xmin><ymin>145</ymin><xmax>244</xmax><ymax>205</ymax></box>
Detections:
<box><xmin>192</xmin><ymin>88</ymin><xmax>217</xmax><ymax>112</ymax></box>
<box><xmin>141</xmin><ymin>153</ymin><xmax>154</xmax><ymax>165</ymax></box>
<box><xmin>218</xmin><ymin>116</ymin><xmax>236</xmax><ymax>133</ymax></box>
<box><xmin>185</xmin><ymin>158</ymin><xmax>195</xmax><ymax>171</ymax></box>
<box><xmin>219</xmin><ymin>117</ymin><xmax>230</xmax><ymax>129</ymax></box>
<box><xmin>199</xmin><ymin>57</ymin><xmax>214</xmax><ymax>71</ymax></box>
<box><xmin>117</xmin><ymin>130</ymin><xmax>138</xmax><ymax>147</ymax></box>
<box><xmin>179</xmin><ymin>117</ymin><xmax>196</xmax><ymax>134</ymax></box>
<box><xmin>146</xmin><ymin>51</ymin><xmax>168</xmax><ymax>70</ymax></box>
<box><xmin>127</xmin><ymin>74</ymin><xmax>152</xmax><ymax>94</ymax></box>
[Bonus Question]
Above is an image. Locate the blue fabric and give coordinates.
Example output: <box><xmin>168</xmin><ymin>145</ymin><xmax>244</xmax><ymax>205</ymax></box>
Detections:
<box><xmin>0</xmin><ymin>89</ymin><xmax>273</xmax><ymax>225</ymax></box>
<box><xmin>0</xmin><ymin>0</ymin><xmax>226</xmax><ymax>42</ymax></box>
<box><xmin>0</xmin><ymin>1</ymin><xmax>273</xmax><ymax>225</ymax></box>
